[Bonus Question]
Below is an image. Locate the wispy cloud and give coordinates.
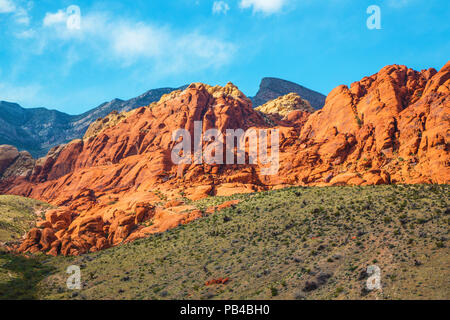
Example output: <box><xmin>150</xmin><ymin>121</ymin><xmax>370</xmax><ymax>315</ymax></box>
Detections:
<box><xmin>239</xmin><ymin>0</ymin><xmax>286</xmax><ymax>15</ymax></box>
<box><xmin>37</xmin><ymin>7</ymin><xmax>236</xmax><ymax>74</ymax></box>
<box><xmin>0</xmin><ymin>0</ymin><xmax>32</xmax><ymax>26</ymax></box>
<box><xmin>43</xmin><ymin>9</ymin><xmax>67</xmax><ymax>26</ymax></box>
<box><xmin>213</xmin><ymin>1</ymin><xmax>230</xmax><ymax>15</ymax></box>
<box><xmin>0</xmin><ymin>0</ymin><xmax>15</xmax><ymax>13</ymax></box>
<box><xmin>14</xmin><ymin>28</ymin><xmax>35</xmax><ymax>38</ymax></box>
<box><xmin>14</xmin><ymin>6</ymin><xmax>29</xmax><ymax>24</ymax></box>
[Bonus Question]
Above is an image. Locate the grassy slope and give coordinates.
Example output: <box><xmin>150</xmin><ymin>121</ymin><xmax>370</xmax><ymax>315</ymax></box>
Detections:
<box><xmin>0</xmin><ymin>195</ymin><xmax>53</xmax><ymax>242</ymax></box>
<box><xmin>0</xmin><ymin>185</ymin><xmax>449</xmax><ymax>300</ymax></box>
<box><xmin>0</xmin><ymin>195</ymin><xmax>54</xmax><ymax>299</ymax></box>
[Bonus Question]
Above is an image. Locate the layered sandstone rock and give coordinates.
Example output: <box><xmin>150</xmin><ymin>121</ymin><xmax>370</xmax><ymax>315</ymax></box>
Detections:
<box><xmin>1</xmin><ymin>82</ymin><xmax>271</xmax><ymax>255</ymax></box>
<box><xmin>1</xmin><ymin>62</ymin><xmax>448</xmax><ymax>256</ymax></box>
<box><xmin>293</xmin><ymin>62</ymin><xmax>449</xmax><ymax>185</ymax></box>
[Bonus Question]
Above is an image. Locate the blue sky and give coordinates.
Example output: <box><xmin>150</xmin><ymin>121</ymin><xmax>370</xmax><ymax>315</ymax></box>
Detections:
<box><xmin>0</xmin><ymin>0</ymin><xmax>448</xmax><ymax>114</ymax></box>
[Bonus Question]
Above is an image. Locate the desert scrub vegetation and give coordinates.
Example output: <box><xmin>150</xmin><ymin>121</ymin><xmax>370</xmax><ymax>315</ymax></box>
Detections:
<box><xmin>0</xmin><ymin>195</ymin><xmax>54</xmax><ymax>243</ymax></box>
<box><xmin>0</xmin><ymin>184</ymin><xmax>449</xmax><ymax>300</ymax></box>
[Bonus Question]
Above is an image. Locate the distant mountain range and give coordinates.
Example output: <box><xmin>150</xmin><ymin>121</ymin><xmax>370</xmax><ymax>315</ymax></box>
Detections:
<box><xmin>0</xmin><ymin>79</ymin><xmax>326</xmax><ymax>158</ymax></box>
<box><xmin>0</xmin><ymin>86</ymin><xmax>187</xmax><ymax>158</ymax></box>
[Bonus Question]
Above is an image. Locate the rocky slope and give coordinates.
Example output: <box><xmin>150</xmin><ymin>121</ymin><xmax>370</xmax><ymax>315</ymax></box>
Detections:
<box><xmin>251</xmin><ymin>77</ymin><xmax>326</xmax><ymax>109</ymax></box>
<box><xmin>0</xmin><ymin>62</ymin><xmax>448</xmax><ymax>256</ymax></box>
<box><xmin>0</xmin><ymin>86</ymin><xmax>187</xmax><ymax>158</ymax></box>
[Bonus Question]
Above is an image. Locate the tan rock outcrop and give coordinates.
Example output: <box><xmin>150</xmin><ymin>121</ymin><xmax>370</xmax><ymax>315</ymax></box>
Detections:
<box><xmin>256</xmin><ymin>92</ymin><xmax>314</xmax><ymax>117</ymax></box>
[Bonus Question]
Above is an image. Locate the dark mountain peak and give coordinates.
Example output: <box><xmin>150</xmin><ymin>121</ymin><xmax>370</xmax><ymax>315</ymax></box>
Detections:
<box><xmin>260</xmin><ymin>77</ymin><xmax>301</xmax><ymax>88</ymax></box>
<box><xmin>0</xmin><ymin>100</ymin><xmax>24</xmax><ymax>109</ymax></box>
<box><xmin>252</xmin><ymin>77</ymin><xmax>326</xmax><ymax>110</ymax></box>
<box><xmin>0</xmin><ymin>101</ymin><xmax>27</xmax><ymax>126</ymax></box>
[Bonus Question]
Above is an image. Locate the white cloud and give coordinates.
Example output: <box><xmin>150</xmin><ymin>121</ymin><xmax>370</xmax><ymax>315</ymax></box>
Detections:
<box><xmin>239</xmin><ymin>0</ymin><xmax>286</xmax><ymax>14</ymax></box>
<box><xmin>212</xmin><ymin>1</ymin><xmax>230</xmax><ymax>15</ymax></box>
<box><xmin>43</xmin><ymin>9</ymin><xmax>67</xmax><ymax>26</ymax></box>
<box><xmin>0</xmin><ymin>0</ymin><xmax>15</xmax><ymax>13</ymax></box>
<box><xmin>38</xmin><ymin>8</ymin><xmax>236</xmax><ymax>74</ymax></box>
<box><xmin>111</xmin><ymin>22</ymin><xmax>165</xmax><ymax>61</ymax></box>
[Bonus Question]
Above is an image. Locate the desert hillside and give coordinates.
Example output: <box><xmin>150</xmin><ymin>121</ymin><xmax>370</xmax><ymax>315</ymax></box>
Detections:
<box><xmin>0</xmin><ymin>62</ymin><xmax>448</xmax><ymax>257</ymax></box>
<box><xmin>0</xmin><ymin>185</ymin><xmax>448</xmax><ymax>300</ymax></box>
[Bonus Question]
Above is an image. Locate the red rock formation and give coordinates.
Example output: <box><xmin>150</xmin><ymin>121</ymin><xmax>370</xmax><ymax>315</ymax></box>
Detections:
<box><xmin>290</xmin><ymin>62</ymin><xmax>449</xmax><ymax>185</ymax></box>
<box><xmin>205</xmin><ymin>278</ymin><xmax>230</xmax><ymax>286</ymax></box>
<box><xmin>1</xmin><ymin>63</ymin><xmax>449</xmax><ymax>256</ymax></box>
